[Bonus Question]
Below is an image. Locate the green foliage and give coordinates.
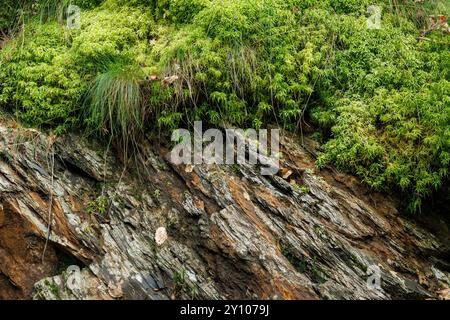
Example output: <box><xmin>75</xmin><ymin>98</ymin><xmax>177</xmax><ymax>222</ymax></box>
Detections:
<box><xmin>0</xmin><ymin>0</ymin><xmax>449</xmax><ymax>212</ymax></box>
<box><xmin>0</xmin><ymin>22</ymin><xmax>85</xmax><ymax>133</ymax></box>
<box><xmin>0</xmin><ymin>2</ymin><xmax>152</xmax><ymax>136</ymax></box>
<box><xmin>151</xmin><ymin>0</ymin><xmax>210</xmax><ymax>24</ymax></box>
<box><xmin>73</xmin><ymin>0</ymin><xmax>104</xmax><ymax>9</ymax></box>
<box><xmin>73</xmin><ymin>4</ymin><xmax>153</xmax><ymax>154</ymax></box>
<box><xmin>71</xmin><ymin>5</ymin><xmax>153</xmax><ymax>70</ymax></box>
<box><xmin>152</xmin><ymin>0</ymin><xmax>321</xmax><ymax>129</ymax></box>
<box><xmin>384</xmin><ymin>0</ymin><xmax>450</xmax><ymax>28</ymax></box>
<box><xmin>312</xmin><ymin>12</ymin><xmax>450</xmax><ymax>211</ymax></box>
<box><xmin>0</xmin><ymin>0</ymin><xmax>26</xmax><ymax>32</ymax></box>
<box><xmin>0</xmin><ymin>0</ymin><xmax>104</xmax><ymax>33</ymax></box>
<box><xmin>87</xmin><ymin>195</ymin><xmax>109</xmax><ymax>215</ymax></box>
<box><xmin>152</xmin><ymin>0</ymin><xmax>450</xmax><ymax>211</ymax></box>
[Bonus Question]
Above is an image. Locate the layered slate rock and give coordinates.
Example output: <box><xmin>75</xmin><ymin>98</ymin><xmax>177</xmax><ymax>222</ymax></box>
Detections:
<box><xmin>0</xmin><ymin>120</ymin><xmax>449</xmax><ymax>300</ymax></box>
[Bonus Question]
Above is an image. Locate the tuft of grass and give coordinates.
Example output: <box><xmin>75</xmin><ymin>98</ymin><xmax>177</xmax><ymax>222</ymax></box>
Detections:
<box><xmin>385</xmin><ymin>0</ymin><xmax>450</xmax><ymax>29</ymax></box>
<box><xmin>84</xmin><ymin>57</ymin><xmax>146</xmax><ymax>159</ymax></box>
<box><xmin>36</xmin><ymin>0</ymin><xmax>71</xmax><ymax>23</ymax></box>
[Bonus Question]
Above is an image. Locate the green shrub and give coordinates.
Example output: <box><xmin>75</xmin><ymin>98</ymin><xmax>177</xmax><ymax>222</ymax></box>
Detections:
<box><xmin>315</xmin><ymin>82</ymin><xmax>450</xmax><ymax>211</ymax></box>
<box><xmin>0</xmin><ymin>22</ymin><xmax>85</xmax><ymax>133</ymax></box>
<box><xmin>71</xmin><ymin>5</ymin><xmax>153</xmax><ymax>71</ymax></box>
<box><xmin>151</xmin><ymin>0</ymin><xmax>210</xmax><ymax>24</ymax></box>
<box><xmin>0</xmin><ymin>0</ymin><xmax>103</xmax><ymax>32</ymax></box>
<box><xmin>312</xmin><ymin>11</ymin><xmax>450</xmax><ymax>211</ymax></box>
<box><xmin>329</xmin><ymin>0</ymin><xmax>372</xmax><ymax>14</ymax></box>
<box><xmin>0</xmin><ymin>2</ymin><xmax>153</xmax><ymax>135</ymax></box>
<box><xmin>152</xmin><ymin>0</ymin><xmax>321</xmax><ymax>129</ymax></box>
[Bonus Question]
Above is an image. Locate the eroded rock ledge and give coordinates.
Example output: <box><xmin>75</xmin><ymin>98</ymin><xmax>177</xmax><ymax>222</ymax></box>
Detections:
<box><xmin>0</xmin><ymin>120</ymin><xmax>449</xmax><ymax>300</ymax></box>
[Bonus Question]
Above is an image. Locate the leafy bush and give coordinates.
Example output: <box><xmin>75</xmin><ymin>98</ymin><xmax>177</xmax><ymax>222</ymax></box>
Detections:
<box><xmin>152</xmin><ymin>0</ymin><xmax>322</xmax><ymax>128</ymax></box>
<box><xmin>315</xmin><ymin>82</ymin><xmax>450</xmax><ymax>211</ymax></box>
<box><xmin>70</xmin><ymin>5</ymin><xmax>153</xmax><ymax>70</ymax></box>
<box><xmin>0</xmin><ymin>1</ymin><xmax>152</xmax><ymax>134</ymax></box>
<box><xmin>151</xmin><ymin>0</ymin><xmax>449</xmax><ymax>211</ymax></box>
<box><xmin>73</xmin><ymin>0</ymin><xmax>104</xmax><ymax>9</ymax></box>
<box><xmin>310</xmin><ymin>12</ymin><xmax>450</xmax><ymax>211</ymax></box>
<box><xmin>0</xmin><ymin>22</ymin><xmax>84</xmax><ymax>133</ymax></box>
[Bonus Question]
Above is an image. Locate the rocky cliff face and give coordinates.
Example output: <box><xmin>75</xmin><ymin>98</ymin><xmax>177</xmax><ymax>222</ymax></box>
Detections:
<box><xmin>0</xmin><ymin>118</ymin><xmax>449</xmax><ymax>300</ymax></box>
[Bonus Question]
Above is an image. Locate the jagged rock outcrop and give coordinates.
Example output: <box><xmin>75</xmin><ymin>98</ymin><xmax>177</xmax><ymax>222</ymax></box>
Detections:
<box><xmin>0</xmin><ymin>118</ymin><xmax>449</xmax><ymax>300</ymax></box>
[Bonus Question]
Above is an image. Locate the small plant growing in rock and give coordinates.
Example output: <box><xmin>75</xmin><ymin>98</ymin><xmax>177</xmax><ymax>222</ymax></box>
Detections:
<box><xmin>86</xmin><ymin>195</ymin><xmax>109</xmax><ymax>215</ymax></box>
<box><xmin>292</xmin><ymin>182</ymin><xmax>310</xmax><ymax>194</ymax></box>
<box><xmin>172</xmin><ymin>268</ymin><xmax>188</xmax><ymax>299</ymax></box>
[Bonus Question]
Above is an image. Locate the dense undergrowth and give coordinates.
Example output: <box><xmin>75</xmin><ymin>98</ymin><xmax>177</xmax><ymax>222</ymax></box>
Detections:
<box><xmin>0</xmin><ymin>0</ymin><xmax>449</xmax><ymax>212</ymax></box>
